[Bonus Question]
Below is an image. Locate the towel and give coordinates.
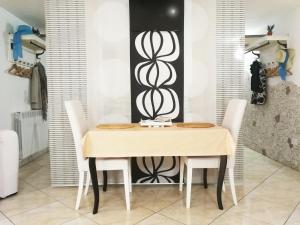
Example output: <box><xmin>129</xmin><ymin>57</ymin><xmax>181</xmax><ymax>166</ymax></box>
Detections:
<box><xmin>13</xmin><ymin>25</ymin><xmax>33</xmax><ymax>61</ymax></box>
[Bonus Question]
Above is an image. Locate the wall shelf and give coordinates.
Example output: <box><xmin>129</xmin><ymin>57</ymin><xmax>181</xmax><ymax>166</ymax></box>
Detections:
<box><xmin>245</xmin><ymin>35</ymin><xmax>289</xmax><ymax>54</ymax></box>
<box><xmin>8</xmin><ymin>33</ymin><xmax>46</xmax><ymax>63</ymax></box>
<box><xmin>9</xmin><ymin>33</ymin><xmax>46</xmax><ymax>54</ymax></box>
<box><xmin>20</xmin><ymin>34</ymin><xmax>46</xmax><ymax>52</ymax></box>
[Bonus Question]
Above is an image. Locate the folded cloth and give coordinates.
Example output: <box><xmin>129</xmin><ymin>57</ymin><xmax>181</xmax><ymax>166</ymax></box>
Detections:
<box><xmin>13</xmin><ymin>25</ymin><xmax>33</xmax><ymax>61</ymax></box>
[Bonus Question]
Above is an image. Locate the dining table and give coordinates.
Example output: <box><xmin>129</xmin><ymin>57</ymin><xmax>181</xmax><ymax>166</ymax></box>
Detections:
<box><xmin>82</xmin><ymin>123</ymin><xmax>235</xmax><ymax>214</ymax></box>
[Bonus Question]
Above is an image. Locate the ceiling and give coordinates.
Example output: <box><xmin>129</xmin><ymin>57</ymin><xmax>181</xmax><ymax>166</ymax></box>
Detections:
<box><xmin>0</xmin><ymin>0</ymin><xmax>300</xmax><ymax>34</ymax></box>
<box><xmin>0</xmin><ymin>0</ymin><xmax>45</xmax><ymax>30</ymax></box>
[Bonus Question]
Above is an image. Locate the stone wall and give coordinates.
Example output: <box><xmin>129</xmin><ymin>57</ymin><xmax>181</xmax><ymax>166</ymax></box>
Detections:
<box><xmin>243</xmin><ymin>81</ymin><xmax>300</xmax><ymax>171</ymax></box>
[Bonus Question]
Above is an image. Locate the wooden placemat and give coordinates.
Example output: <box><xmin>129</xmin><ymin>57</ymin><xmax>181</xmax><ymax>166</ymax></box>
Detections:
<box><xmin>96</xmin><ymin>124</ymin><xmax>135</xmax><ymax>129</ymax></box>
<box><xmin>176</xmin><ymin>122</ymin><xmax>215</xmax><ymax>128</ymax></box>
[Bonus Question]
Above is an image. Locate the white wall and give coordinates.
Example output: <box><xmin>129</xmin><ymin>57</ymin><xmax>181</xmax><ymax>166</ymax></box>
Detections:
<box><xmin>245</xmin><ymin>6</ymin><xmax>300</xmax><ymax>87</ymax></box>
<box><xmin>267</xmin><ymin>6</ymin><xmax>300</xmax><ymax>86</ymax></box>
<box><xmin>0</xmin><ymin>7</ymin><xmax>33</xmax><ymax>129</ymax></box>
<box><xmin>185</xmin><ymin>0</ymin><xmax>216</xmax><ymax>123</ymax></box>
<box><xmin>87</xmin><ymin>0</ymin><xmax>216</xmax><ymax>126</ymax></box>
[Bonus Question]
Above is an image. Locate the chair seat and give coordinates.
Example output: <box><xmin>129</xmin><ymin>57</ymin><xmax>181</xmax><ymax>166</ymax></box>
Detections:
<box><xmin>183</xmin><ymin>156</ymin><xmax>231</xmax><ymax>169</ymax></box>
<box><xmin>65</xmin><ymin>100</ymin><xmax>131</xmax><ymax>211</ymax></box>
<box><xmin>179</xmin><ymin>99</ymin><xmax>247</xmax><ymax>208</ymax></box>
<box><xmin>83</xmin><ymin>158</ymin><xmax>129</xmax><ymax>171</ymax></box>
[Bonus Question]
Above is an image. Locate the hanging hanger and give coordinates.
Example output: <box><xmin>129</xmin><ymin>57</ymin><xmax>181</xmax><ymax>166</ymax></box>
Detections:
<box><xmin>7</xmin><ymin>61</ymin><xmax>33</xmax><ymax>78</ymax></box>
<box><xmin>251</xmin><ymin>51</ymin><xmax>260</xmax><ymax>59</ymax></box>
<box><xmin>29</xmin><ymin>41</ymin><xmax>45</xmax><ymax>60</ymax></box>
<box><xmin>7</xmin><ymin>64</ymin><xmax>17</xmax><ymax>74</ymax></box>
<box><xmin>277</xmin><ymin>41</ymin><xmax>287</xmax><ymax>49</ymax></box>
<box><xmin>36</xmin><ymin>50</ymin><xmax>45</xmax><ymax>60</ymax></box>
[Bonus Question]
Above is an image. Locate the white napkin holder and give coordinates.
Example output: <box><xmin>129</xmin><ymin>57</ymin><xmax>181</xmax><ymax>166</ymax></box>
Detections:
<box><xmin>140</xmin><ymin>117</ymin><xmax>172</xmax><ymax>127</ymax></box>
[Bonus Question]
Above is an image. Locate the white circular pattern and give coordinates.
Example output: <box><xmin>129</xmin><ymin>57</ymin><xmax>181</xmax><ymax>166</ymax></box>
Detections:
<box><xmin>185</xmin><ymin>60</ymin><xmax>209</xmax><ymax>97</ymax></box>
<box><xmin>93</xmin><ymin>1</ymin><xmax>129</xmax><ymax>42</ymax></box>
<box><xmin>100</xmin><ymin>113</ymin><xmax>129</xmax><ymax>123</ymax></box>
<box><xmin>184</xmin><ymin>112</ymin><xmax>205</xmax><ymax>122</ymax></box>
<box><xmin>192</xmin><ymin>3</ymin><xmax>209</xmax><ymax>42</ymax></box>
<box><xmin>98</xmin><ymin>59</ymin><xmax>130</xmax><ymax>98</ymax></box>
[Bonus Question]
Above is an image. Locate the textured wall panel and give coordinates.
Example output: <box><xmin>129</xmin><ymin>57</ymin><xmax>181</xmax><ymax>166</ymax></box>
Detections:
<box><xmin>216</xmin><ymin>0</ymin><xmax>245</xmax><ymax>181</ymax></box>
<box><xmin>45</xmin><ymin>0</ymin><xmax>87</xmax><ymax>185</ymax></box>
<box><xmin>243</xmin><ymin>81</ymin><xmax>300</xmax><ymax>171</ymax></box>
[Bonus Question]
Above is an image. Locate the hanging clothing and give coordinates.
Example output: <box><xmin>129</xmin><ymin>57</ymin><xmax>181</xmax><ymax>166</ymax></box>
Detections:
<box><xmin>13</xmin><ymin>25</ymin><xmax>33</xmax><ymax>61</ymax></box>
<box><xmin>31</xmin><ymin>65</ymin><xmax>42</xmax><ymax>110</ymax></box>
<box><xmin>30</xmin><ymin>62</ymin><xmax>48</xmax><ymax>120</ymax></box>
<box><xmin>277</xmin><ymin>49</ymin><xmax>289</xmax><ymax>81</ymax></box>
<box><xmin>250</xmin><ymin>60</ymin><xmax>266</xmax><ymax>105</ymax></box>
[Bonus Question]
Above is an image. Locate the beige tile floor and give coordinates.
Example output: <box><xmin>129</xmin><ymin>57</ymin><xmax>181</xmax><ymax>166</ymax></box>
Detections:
<box><xmin>1</xmin><ymin>148</ymin><xmax>300</xmax><ymax>225</ymax></box>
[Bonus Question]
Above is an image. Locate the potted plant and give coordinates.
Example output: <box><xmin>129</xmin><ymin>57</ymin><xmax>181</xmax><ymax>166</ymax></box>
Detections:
<box><xmin>267</xmin><ymin>24</ymin><xmax>275</xmax><ymax>36</ymax></box>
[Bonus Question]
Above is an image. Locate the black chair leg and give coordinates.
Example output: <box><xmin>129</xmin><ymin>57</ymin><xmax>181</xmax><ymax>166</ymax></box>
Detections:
<box><xmin>203</xmin><ymin>168</ymin><xmax>208</xmax><ymax>189</ymax></box>
<box><xmin>103</xmin><ymin>171</ymin><xmax>107</xmax><ymax>192</ymax></box>
<box><xmin>89</xmin><ymin>158</ymin><xmax>99</xmax><ymax>214</ymax></box>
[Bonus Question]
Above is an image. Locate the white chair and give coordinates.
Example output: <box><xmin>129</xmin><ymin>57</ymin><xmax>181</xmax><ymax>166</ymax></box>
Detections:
<box><xmin>65</xmin><ymin>100</ymin><xmax>131</xmax><ymax>211</ymax></box>
<box><xmin>179</xmin><ymin>99</ymin><xmax>247</xmax><ymax>208</ymax></box>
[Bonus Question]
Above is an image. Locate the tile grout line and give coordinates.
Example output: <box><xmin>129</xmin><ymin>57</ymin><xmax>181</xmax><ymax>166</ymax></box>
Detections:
<box><xmin>13</xmin><ymin>155</ymin><xmax>153</xmax><ymax>224</ymax></box>
<box><xmin>1</xmin><ymin>164</ymin><xmax>55</xmax><ymax>220</ymax></box>
<box><xmin>207</xmin><ymin>165</ymin><xmax>284</xmax><ymax>225</ymax></box>
<box><xmin>67</xmin><ymin>187</ymin><xmax>184</xmax><ymax>224</ymax></box>
<box><xmin>131</xmin><ymin>207</ymin><xmax>157</xmax><ymax>225</ymax></box>
<box><xmin>19</xmin><ymin>178</ymin><xmax>40</xmax><ymax>192</ymax></box>
<box><xmin>5</xmin><ymin>195</ymin><xmax>89</xmax><ymax>225</ymax></box>
<box><xmin>155</xmin><ymin>186</ymin><xmax>227</xmax><ymax>225</ymax></box>
<box><xmin>3</xmin><ymin>158</ymin><xmax>61</xmax><ymax>221</ymax></box>
<box><xmin>130</xmin><ymin>190</ymin><xmax>185</xmax><ymax>225</ymax></box>
<box><xmin>283</xmin><ymin>200</ymin><xmax>300</xmax><ymax>225</ymax></box>
<box><xmin>39</xmin><ymin>188</ymin><xmax>98</xmax><ymax>218</ymax></box>
<box><xmin>237</xmin><ymin>165</ymin><xmax>285</xmax><ymax>202</ymax></box>
<box><xmin>0</xmin><ymin>211</ymin><xmax>16</xmax><ymax>225</ymax></box>
<box><xmin>39</xmin><ymin>186</ymin><xmax>156</xmax><ymax>224</ymax></box>
<box><xmin>244</xmin><ymin>155</ymin><xmax>263</xmax><ymax>165</ymax></box>
<box><xmin>6</xmin><ymin>151</ymin><xmax>298</xmax><ymax>225</ymax></box>
<box><xmin>140</xmin><ymin>194</ymin><xmax>184</xmax><ymax>213</ymax></box>
<box><xmin>158</xmin><ymin>164</ymin><xmax>285</xmax><ymax>225</ymax></box>
<box><xmin>0</xmin><ymin>184</ymin><xmax>56</xmax><ymax>219</ymax></box>
<box><xmin>8</xmin><ymin>160</ymin><xmax>81</xmax><ymax>221</ymax></box>
<box><xmin>3</xmin><ymin>200</ymin><xmax>59</xmax><ymax>220</ymax></box>
<box><xmin>139</xmin><ymin>198</ymin><xmax>186</xmax><ymax>224</ymax></box>
<box><xmin>59</xmin><ymin>213</ymin><xmax>97</xmax><ymax>225</ymax></box>
<box><xmin>19</xmin><ymin>158</ymin><xmax>49</xmax><ymax>191</ymax></box>
<box><xmin>156</xmin><ymin>212</ymin><xmax>186</xmax><ymax>225</ymax></box>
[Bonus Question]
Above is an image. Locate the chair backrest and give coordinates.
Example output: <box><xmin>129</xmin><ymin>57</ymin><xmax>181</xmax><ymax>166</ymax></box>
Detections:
<box><xmin>222</xmin><ymin>99</ymin><xmax>247</xmax><ymax>168</ymax></box>
<box><xmin>64</xmin><ymin>100</ymin><xmax>88</xmax><ymax>170</ymax></box>
<box><xmin>222</xmin><ymin>99</ymin><xmax>247</xmax><ymax>143</ymax></box>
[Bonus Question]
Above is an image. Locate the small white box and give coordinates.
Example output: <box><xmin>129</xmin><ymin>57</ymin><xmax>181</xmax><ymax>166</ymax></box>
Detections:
<box><xmin>140</xmin><ymin>117</ymin><xmax>172</xmax><ymax>127</ymax></box>
<box><xmin>0</xmin><ymin>130</ymin><xmax>19</xmax><ymax>198</ymax></box>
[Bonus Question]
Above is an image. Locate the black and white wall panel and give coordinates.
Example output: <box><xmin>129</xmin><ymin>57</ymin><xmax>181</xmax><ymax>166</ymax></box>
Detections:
<box><xmin>130</xmin><ymin>0</ymin><xmax>184</xmax><ymax>183</ymax></box>
<box><xmin>130</xmin><ymin>0</ymin><xmax>184</xmax><ymax>122</ymax></box>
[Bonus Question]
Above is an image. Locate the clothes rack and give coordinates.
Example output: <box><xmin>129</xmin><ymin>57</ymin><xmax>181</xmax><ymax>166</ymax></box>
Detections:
<box><xmin>251</xmin><ymin>51</ymin><xmax>260</xmax><ymax>59</ymax></box>
<box><xmin>28</xmin><ymin>41</ymin><xmax>45</xmax><ymax>59</ymax></box>
<box><xmin>245</xmin><ymin>41</ymin><xmax>269</xmax><ymax>54</ymax></box>
<box><xmin>245</xmin><ymin>35</ymin><xmax>289</xmax><ymax>54</ymax></box>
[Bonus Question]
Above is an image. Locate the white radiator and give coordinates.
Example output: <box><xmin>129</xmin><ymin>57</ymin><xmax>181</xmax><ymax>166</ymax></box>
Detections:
<box><xmin>14</xmin><ymin>110</ymin><xmax>48</xmax><ymax>160</ymax></box>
